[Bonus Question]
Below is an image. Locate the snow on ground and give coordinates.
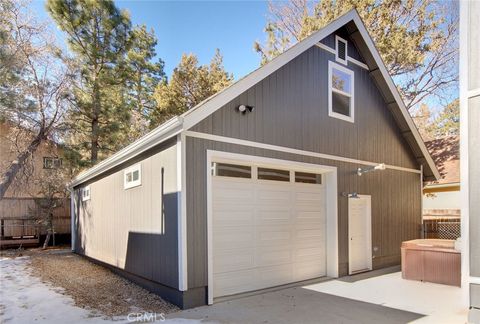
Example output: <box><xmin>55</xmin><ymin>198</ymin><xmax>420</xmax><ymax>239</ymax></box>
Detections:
<box><xmin>0</xmin><ymin>256</ymin><xmax>201</xmax><ymax>324</ymax></box>
<box><xmin>304</xmin><ymin>271</ymin><xmax>468</xmax><ymax>324</ymax></box>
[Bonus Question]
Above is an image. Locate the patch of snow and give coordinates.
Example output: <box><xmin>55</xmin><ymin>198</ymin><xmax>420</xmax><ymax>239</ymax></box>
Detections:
<box><xmin>0</xmin><ymin>257</ymin><xmax>202</xmax><ymax>324</ymax></box>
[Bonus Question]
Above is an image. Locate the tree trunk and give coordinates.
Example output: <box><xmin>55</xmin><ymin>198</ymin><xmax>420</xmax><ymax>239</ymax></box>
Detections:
<box><xmin>91</xmin><ymin>82</ymin><xmax>100</xmax><ymax>163</ymax></box>
<box><xmin>43</xmin><ymin>230</ymin><xmax>51</xmax><ymax>249</ymax></box>
<box><xmin>0</xmin><ymin>135</ymin><xmax>43</xmax><ymax>200</ymax></box>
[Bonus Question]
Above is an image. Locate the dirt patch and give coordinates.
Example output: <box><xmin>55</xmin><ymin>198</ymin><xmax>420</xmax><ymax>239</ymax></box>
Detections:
<box><xmin>10</xmin><ymin>248</ymin><xmax>178</xmax><ymax>318</ymax></box>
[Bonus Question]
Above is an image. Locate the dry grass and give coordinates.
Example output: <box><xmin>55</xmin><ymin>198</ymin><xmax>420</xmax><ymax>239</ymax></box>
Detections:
<box><xmin>4</xmin><ymin>248</ymin><xmax>179</xmax><ymax>318</ymax></box>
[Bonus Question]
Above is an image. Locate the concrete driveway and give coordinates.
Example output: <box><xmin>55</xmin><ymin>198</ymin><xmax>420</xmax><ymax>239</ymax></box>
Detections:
<box><xmin>167</xmin><ymin>285</ymin><xmax>422</xmax><ymax>324</ymax></box>
<box><xmin>168</xmin><ymin>267</ymin><xmax>467</xmax><ymax>324</ymax></box>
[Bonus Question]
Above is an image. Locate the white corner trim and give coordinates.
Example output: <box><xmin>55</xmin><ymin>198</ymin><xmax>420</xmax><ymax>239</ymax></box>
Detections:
<box><xmin>70</xmin><ymin>117</ymin><xmax>183</xmax><ymax>188</ymax></box>
<box><xmin>328</xmin><ymin>60</ymin><xmax>355</xmax><ymax>123</ymax></box>
<box><xmin>177</xmin><ymin>134</ymin><xmax>188</xmax><ymax>291</ymax></box>
<box><xmin>206</xmin><ymin>150</ymin><xmax>339</xmax><ymax>304</ymax></box>
<box><xmin>459</xmin><ymin>0</ymin><xmax>470</xmax><ymax>307</ymax></box>
<box><xmin>70</xmin><ymin>188</ymin><xmax>76</xmax><ymax>251</ymax></box>
<box><xmin>185</xmin><ymin>131</ymin><xmax>421</xmax><ymax>174</ymax></box>
<box><xmin>335</xmin><ymin>35</ymin><xmax>348</xmax><ymax>65</ymax></box>
<box><xmin>206</xmin><ymin>150</ymin><xmax>214</xmax><ymax>305</ymax></box>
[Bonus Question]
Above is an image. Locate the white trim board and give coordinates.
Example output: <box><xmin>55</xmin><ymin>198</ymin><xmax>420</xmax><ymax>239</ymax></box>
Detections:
<box><xmin>315</xmin><ymin>43</ymin><xmax>369</xmax><ymax>70</ymax></box>
<box><xmin>185</xmin><ymin>131</ymin><xmax>421</xmax><ymax>174</ymax></box>
<box><xmin>205</xmin><ymin>150</ymin><xmax>339</xmax><ymax>304</ymax></box>
<box><xmin>176</xmin><ymin>135</ymin><xmax>188</xmax><ymax>291</ymax></box>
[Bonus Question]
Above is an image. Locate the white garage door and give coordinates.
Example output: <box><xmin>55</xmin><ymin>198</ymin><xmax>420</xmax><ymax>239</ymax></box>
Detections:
<box><xmin>212</xmin><ymin>161</ymin><xmax>326</xmax><ymax>298</ymax></box>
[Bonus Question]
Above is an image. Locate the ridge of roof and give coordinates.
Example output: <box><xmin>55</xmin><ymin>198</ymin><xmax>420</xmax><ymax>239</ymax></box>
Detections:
<box><xmin>71</xmin><ymin>9</ymin><xmax>439</xmax><ymax>187</ymax></box>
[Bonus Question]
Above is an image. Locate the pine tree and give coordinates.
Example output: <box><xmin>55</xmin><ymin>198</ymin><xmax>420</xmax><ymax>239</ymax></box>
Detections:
<box><xmin>47</xmin><ymin>0</ymin><xmax>132</xmax><ymax>164</ymax></box>
<box><xmin>125</xmin><ymin>25</ymin><xmax>166</xmax><ymax>140</ymax></box>
<box><xmin>151</xmin><ymin>50</ymin><xmax>233</xmax><ymax>127</ymax></box>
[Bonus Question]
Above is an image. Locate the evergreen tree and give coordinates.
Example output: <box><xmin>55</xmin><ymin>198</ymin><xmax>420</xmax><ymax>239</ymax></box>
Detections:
<box><xmin>432</xmin><ymin>99</ymin><xmax>459</xmax><ymax>138</ymax></box>
<box><xmin>151</xmin><ymin>50</ymin><xmax>233</xmax><ymax>127</ymax></box>
<box><xmin>125</xmin><ymin>25</ymin><xmax>166</xmax><ymax>140</ymax></box>
<box><xmin>254</xmin><ymin>0</ymin><xmax>458</xmax><ymax>110</ymax></box>
<box><xmin>47</xmin><ymin>0</ymin><xmax>132</xmax><ymax>164</ymax></box>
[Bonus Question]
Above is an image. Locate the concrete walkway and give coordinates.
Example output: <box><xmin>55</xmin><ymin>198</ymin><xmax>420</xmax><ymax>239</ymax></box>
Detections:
<box><xmin>306</xmin><ymin>271</ymin><xmax>467</xmax><ymax>323</ymax></box>
<box><xmin>168</xmin><ymin>286</ymin><xmax>423</xmax><ymax>324</ymax></box>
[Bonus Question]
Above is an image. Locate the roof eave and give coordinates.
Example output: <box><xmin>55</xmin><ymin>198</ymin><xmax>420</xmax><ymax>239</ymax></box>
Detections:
<box><xmin>69</xmin><ymin>116</ymin><xmax>183</xmax><ymax>188</ymax></box>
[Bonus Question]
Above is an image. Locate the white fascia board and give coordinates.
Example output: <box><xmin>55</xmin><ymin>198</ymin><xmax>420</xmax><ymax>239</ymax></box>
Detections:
<box><xmin>181</xmin><ymin>10</ymin><xmax>358</xmax><ymax>130</ymax></box>
<box><xmin>70</xmin><ymin>116</ymin><xmax>183</xmax><ymax>188</ymax></box>
<box><xmin>350</xmin><ymin>15</ymin><xmax>440</xmax><ymax>180</ymax></box>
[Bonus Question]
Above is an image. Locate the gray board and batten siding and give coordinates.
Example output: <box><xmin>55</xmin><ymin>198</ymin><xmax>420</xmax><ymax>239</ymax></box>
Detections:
<box><xmin>184</xmin><ymin>29</ymin><xmax>422</xmax><ymax>292</ymax></box>
<box><xmin>72</xmin><ymin>138</ymin><xmax>201</xmax><ymax>307</ymax></box>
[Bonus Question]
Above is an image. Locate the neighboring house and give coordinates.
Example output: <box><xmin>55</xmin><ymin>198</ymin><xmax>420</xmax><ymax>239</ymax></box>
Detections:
<box><xmin>70</xmin><ymin>10</ymin><xmax>439</xmax><ymax>309</ymax></box>
<box><xmin>460</xmin><ymin>1</ymin><xmax>480</xmax><ymax>321</ymax></box>
<box><xmin>0</xmin><ymin>121</ymin><xmax>70</xmax><ymax>247</ymax></box>
<box><xmin>422</xmin><ymin>136</ymin><xmax>460</xmax><ymax>239</ymax></box>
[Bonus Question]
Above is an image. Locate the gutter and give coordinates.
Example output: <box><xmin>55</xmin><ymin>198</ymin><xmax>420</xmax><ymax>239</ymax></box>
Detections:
<box><xmin>69</xmin><ymin>116</ymin><xmax>183</xmax><ymax>188</ymax></box>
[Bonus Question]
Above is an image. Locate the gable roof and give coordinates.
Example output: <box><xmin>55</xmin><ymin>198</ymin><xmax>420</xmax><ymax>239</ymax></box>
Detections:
<box><xmin>425</xmin><ymin>136</ymin><xmax>460</xmax><ymax>186</ymax></box>
<box><xmin>71</xmin><ymin>9</ymin><xmax>439</xmax><ymax>188</ymax></box>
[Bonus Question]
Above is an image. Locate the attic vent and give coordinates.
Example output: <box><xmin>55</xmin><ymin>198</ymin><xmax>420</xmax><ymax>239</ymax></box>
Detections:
<box><xmin>335</xmin><ymin>36</ymin><xmax>348</xmax><ymax>65</ymax></box>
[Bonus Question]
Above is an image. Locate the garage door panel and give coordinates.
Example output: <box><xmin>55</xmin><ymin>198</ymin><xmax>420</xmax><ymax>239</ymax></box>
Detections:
<box><xmin>213</xmin><ymin>210</ymin><xmax>254</xmax><ymax>227</ymax></box>
<box><xmin>213</xmin><ymin>249</ymin><xmax>255</xmax><ymax>273</ymax></box>
<box><xmin>213</xmin><ymin>227</ymin><xmax>255</xmax><ymax>248</ymax></box>
<box><xmin>256</xmin><ymin>246</ymin><xmax>293</xmax><ymax>266</ymax></box>
<box><xmin>256</xmin><ymin>210</ymin><xmax>291</xmax><ymax>222</ymax></box>
<box><xmin>256</xmin><ymin>264</ymin><xmax>294</xmax><ymax>288</ymax></box>
<box><xmin>293</xmin><ymin>260</ymin><xmax>326</xmax><ymax>281</ymax></box>
<box><xmin>212</xmin><ymin>162</ymin><xmax>327</xmax><ymax>299</ymax></box>
<box><xmin>213</xmin><ymin>269</ymin><xmax>257</xmax><ymax>297</ymax></box>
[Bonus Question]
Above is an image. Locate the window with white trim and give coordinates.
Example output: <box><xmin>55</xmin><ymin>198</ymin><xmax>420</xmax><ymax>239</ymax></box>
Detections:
<box><xmin>335</xmin><ymin>35</ymin><xmax>348</xmax><ymax>65</ymax></box>
<box><xmin>328</xmin><ymin>61</ymin><xmax>354</xmax><ymax>123</ymax></box>
<box><xmin>124</xmin><ymin>164</ymin><xmax>142</xmax><ymax>189</ymax></box>
<box><xmin>81</xmin><ymin>186</ymin><xmax>90</xmax><ymax>201</ymax></box>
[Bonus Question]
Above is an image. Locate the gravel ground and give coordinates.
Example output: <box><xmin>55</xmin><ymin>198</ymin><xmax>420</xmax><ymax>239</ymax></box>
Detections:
<box><xmin>1</xmin><ymin>247</ymin><xmax>178</xmax><ymax>319</ymax></box>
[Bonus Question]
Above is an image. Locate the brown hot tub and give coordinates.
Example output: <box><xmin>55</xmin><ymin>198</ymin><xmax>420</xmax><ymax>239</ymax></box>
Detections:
<box><xmin>401</xmin><ymin>239</ymin><xmax>461</xmax><ymax>287</ymax></box>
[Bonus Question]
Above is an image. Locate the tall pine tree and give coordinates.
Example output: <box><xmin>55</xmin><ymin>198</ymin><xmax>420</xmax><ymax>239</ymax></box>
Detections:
<box><xmin>47</xmin><ymin>0</ymin><xmax>132</xmax><ymax>164</ymax></box>
<box><xmin>151</xmin><ymin>50</ymin><xmax>233</xmax><ymax>127</ymax></box>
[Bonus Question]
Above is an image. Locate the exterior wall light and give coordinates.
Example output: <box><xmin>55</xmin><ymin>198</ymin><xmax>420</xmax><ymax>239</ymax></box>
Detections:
<box><xmin>237</xmin><ymin>104</ymin><xmax>254</xmax><ymax>114</ymax></box>
<box><xmin>341</xmin><ymin>192</ymin><xmax>359</xmax><ymax>198</ymax></box>
<box><xmin>357</xmin><ymin>163</ymin><xmax>386</xmax><ymax>176</ymax></box>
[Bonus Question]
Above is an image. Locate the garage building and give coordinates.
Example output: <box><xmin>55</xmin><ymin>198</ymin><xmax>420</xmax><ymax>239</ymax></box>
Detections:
<box><xmin>70</xmin><ymin>10</ymin><xmax>439</xmax><ymax>309</ymax></box>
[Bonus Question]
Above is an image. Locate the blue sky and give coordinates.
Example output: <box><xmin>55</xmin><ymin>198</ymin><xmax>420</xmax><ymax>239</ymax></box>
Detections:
<box><xmin>31</xmin><ymin>0</ymin><xmax>269</xmax><ymax>79</ymax></box>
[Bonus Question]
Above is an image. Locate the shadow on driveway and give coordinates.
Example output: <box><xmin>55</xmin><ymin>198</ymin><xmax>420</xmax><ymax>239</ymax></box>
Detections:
<box><xmin>167</xmin><ymin>286</ymin><xmax>423</xmax><ymax>324</ymax></box>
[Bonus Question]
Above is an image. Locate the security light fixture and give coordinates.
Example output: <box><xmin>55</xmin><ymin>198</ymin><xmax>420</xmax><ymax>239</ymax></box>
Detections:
<box><xmin>357</xmin><ymin>163</ymin><xmax>386</xmax><ymax>176</ymax></box>
<box><xmin>237</xmin><ymin>104</ymin><xmax>254</xmax><ymax>114</ymax></box>
<box><xmin>341</xmin><ymin>192</ymin><xmax>359</xmax><ymax>199</ymax></box>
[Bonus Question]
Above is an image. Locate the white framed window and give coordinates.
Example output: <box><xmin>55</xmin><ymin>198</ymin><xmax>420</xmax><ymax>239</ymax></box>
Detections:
<box><xmin>328</xmin><ymin>60</ymin><xmax>354</xmax><ymax>123</ymax></box>
<box><xmin>335</xmin><ymin>35</ymin><xmax>348</xmax><ymax>65</ymax></box>
<box><xmin>81</xmin><ymin>186</ymin><xmax>90</xmax><ymax>201</ymax></box>
<box><xmin>124</xmin><ymin>164</ymin><xmax>142</xmax><ymax>189</ymax></box>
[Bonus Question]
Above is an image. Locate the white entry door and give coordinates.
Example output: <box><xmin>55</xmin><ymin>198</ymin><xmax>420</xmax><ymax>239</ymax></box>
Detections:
<box><xmin>348</xmin><ymin>195</ymin><xmax>372</xmax><ymax>274</ymax></box>
<box><xmin>211</xmin><ymin>162</ymin><xmax>327</xmax><ymax>298</ymax></box>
